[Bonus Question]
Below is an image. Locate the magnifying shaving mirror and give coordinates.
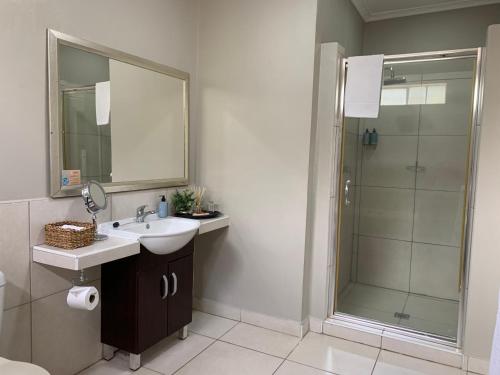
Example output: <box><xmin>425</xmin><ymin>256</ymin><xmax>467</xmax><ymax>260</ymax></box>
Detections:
<box><xmin>82</xmin><ymin>181</ymin><xmax>108</xmax><ymax>241</ymax></box>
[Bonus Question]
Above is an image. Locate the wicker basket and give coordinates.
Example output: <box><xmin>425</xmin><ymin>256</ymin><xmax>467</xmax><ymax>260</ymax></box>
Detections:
<box><xmin>44</xmin><ymin>221</ymin><xmax>95</xmax><ymax>249</ymax></box>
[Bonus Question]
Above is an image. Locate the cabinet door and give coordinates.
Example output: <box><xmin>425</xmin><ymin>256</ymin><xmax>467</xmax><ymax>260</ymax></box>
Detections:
<box><xmin>167</xmin><ymin>255</ymin><xmax>193</xmax><ymax>334</ymax></box>
<box><xmin>137</xmin><ymin>264</ymin><xmax>168</xmax><ymax>351</ymax></box>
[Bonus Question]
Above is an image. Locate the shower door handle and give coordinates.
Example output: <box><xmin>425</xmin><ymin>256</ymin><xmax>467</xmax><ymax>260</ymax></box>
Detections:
<box><xmin>345</xmin><ymin>179</ymin><xmax>352</xmax><ymax>207</ymax></box>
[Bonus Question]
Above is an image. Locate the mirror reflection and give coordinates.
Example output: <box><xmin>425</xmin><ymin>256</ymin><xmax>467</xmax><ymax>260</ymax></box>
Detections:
<box><xmin>50</xmin><ymin>31</ymin><xmax>189</xmax><ymax>197</ymax></box>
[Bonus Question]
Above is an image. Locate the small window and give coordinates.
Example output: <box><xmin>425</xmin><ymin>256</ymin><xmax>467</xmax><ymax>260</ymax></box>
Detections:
<box><xmin>381</xmin><ymin>82</ymin><xmax>447</xmax><ymax>106</ymax></box>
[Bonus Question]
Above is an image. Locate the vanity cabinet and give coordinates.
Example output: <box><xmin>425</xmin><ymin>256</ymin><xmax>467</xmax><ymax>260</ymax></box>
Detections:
<box><xmin>101</xmin><ymin>240</ymin><xmax>194</xmax><ymax>356</ymax></box>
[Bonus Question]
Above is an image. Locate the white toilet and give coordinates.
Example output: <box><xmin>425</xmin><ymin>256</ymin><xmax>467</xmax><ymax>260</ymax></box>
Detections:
<box><xmin>0</xmin><ymin>271</ymin><xmax>50</xmax><ymax>375</ymax></box>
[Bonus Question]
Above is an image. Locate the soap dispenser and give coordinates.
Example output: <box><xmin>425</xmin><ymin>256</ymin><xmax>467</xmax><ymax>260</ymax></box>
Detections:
<box><xmin>158</xmin><ymin>195</ymin><xmax>168</xmax><ymax>218</ymax></box>
<box><xmin>362</xmin><ymin>129</ymin><xmax>370</xmax><ymax>145</ymax></box>
<box><xmin>369</xmin><ymin>128</ymin><xmax>378</xmax><ymax>145</ymax></box>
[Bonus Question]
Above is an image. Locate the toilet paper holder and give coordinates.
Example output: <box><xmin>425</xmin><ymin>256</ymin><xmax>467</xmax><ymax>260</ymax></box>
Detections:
<box><xmin>72</xmin><ymin>269</ymin><xmax>90</xmax><ymax>286</ymax></box>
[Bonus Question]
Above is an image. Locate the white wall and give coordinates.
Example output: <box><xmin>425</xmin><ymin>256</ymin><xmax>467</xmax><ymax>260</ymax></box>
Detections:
<box><xmin>0</xmin><ymin>1</ymin><xmax>199</xmax><ymax>374</ymax></box>
<box><xmin>363</xmin><ymin>4</ymin><xmax>500</xmax><ymax>55</ymax></box>
<box><xmin>305</xmin><ymin>43</ymin><xmax>344</xmax><ymax>322</ymax></box>
<box><xmin>464</xmin><ymin>24</ymin><xmax>500</xmax><ymax>363</ymax></box>
<box><xmin>316</xmin><ymin>0</ymin><xmax>364</xmax><ymax>55</ymax></box>
<box><xmin>0</xmin><ymin>0</ymin><xmax>199</xmax><ymax>200</ymax></box>
<box><xmin>194</xmin><ymin>0</ymin><xmax>318</xmax><ymax>323</ymax></box>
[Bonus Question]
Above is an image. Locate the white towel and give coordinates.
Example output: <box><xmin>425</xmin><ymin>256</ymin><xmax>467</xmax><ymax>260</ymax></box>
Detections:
<box><xmin>490</xmin><ymin>290</ymin><xmax>500</xmax><ymax>374</ymax></box>
<box><xmin>344</xmin><ymin>54</ymin><xmax>384</xmax><ymax>118</ymax></box>
<box><xmin>95</xmin><ymin>81</ymin><xmax>110</xmax><ymax>125</ymax></box>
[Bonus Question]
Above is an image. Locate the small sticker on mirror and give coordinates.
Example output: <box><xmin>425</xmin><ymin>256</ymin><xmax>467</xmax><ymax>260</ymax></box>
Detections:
<box><xmin>62</xmin><ymin>170</ymin><xmax>81</xmax><ymax>186</ymax></box>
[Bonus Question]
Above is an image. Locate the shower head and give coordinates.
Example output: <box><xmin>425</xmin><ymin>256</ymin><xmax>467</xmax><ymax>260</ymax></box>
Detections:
<box><xmin>384</xmin><ymin>66</ymin><xmax>407</xmax><ymax>85</ymax></box>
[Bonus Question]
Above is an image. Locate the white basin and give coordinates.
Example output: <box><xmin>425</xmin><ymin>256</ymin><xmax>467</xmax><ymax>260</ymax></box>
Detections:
<box><xmin>100</xmin><ymin>215</ymin><xmax>200</xmax><ymax>255</ymax></box>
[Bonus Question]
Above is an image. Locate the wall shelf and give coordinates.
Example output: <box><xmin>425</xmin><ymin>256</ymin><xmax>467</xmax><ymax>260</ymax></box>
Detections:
<box><xmin>32</xmin><ymin>215</ymin><xmax>229</xmax><ymax>270</ymax></box>
<box><xmin>33</xmin><ymin>237</ymin><xmax>140</xmax><ymax>271</ymax></box>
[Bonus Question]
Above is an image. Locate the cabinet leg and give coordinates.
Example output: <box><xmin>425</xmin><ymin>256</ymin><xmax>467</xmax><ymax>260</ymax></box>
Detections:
<box><xmin>103</xmin><ymin>344</ymin><xmax>116</xmax><ymax>361</ymax></box>
<box><xmin>178</xmin><ymin>325</ymin><xmax>188</xmax><ymax>340</ymax></box>
<box><xmin>129</xmin><ymin>353</ymin><xmax>141</xmax><ymax>371</ymax></box>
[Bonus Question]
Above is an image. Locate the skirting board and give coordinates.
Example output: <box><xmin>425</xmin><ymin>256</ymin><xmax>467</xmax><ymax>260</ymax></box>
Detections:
<box><xmin>309</xmin><ymin>316</ymin><xmax>324</xmax><ymax>334</ymax></box>
<box><xmin>467</xmin><ymin>356</ymin><xmax>489</xmax><ymax>374</ymax></box>
<box><xmin>193</xmin><ymin>297</ymin><xmax>308</xmax><ymax>338</ymax></box>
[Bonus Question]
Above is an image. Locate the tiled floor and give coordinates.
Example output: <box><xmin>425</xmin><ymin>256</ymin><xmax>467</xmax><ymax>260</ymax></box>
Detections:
<box><xmin>78</xmin><ymin>310</ymin><xmax>475</xmax><ymax>375</ymax></box>
<box><xmin>338</xmin><ymin>283</ymin><xmax>459</xmax><ymax>339</ymax></box>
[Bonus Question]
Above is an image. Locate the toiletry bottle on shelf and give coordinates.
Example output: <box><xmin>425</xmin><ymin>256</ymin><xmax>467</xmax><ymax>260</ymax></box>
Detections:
<box><xmin>362</xmin><ymin>129</ymin><xmax>370</xmax><ymax>145</ymax></box>
<box><xmin>158</xmin><ymin>195</ymin><xmax>168</xmax><ymax>218</ymax></box>
<box><xmin>369</xmin><ymin>128</ymin><xmax>378</xmax><ymax>145</ymax></box>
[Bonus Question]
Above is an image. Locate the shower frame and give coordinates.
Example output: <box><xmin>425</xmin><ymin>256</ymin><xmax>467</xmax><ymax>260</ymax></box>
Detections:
<box><xmin>327</xmin><ymin>47</ymin><xmax>485</xmax><ymax>348</ymax></box>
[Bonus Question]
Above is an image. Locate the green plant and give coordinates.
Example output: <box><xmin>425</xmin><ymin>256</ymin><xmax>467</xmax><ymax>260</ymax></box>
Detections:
<box><xmin>171</xmin><ymin>189</ymin><xmax>195</xmax><ymax>213</ymax></box>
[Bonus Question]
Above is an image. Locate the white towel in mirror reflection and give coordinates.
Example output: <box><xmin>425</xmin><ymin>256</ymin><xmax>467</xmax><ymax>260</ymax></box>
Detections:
<box><xmin>95</xmin><ymin>81</ymin><xmax>110</xmax><ymax>125</ymax></box>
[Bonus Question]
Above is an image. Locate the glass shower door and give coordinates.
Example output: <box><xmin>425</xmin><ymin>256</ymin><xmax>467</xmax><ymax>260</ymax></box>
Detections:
<box><xmin>334</xmin><ymin>56</ymin><xmax>477</xmax><ymax>341</ymax></box>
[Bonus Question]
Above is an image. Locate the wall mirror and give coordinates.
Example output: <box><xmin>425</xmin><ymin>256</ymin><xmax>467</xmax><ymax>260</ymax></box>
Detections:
<box><xmin>48</xmin><ymin>29</ymin><xmax>189</xmax><ymax>197</ymax></box>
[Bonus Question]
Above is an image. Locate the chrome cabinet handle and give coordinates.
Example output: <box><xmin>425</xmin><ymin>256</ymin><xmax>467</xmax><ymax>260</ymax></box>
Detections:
<box><xmin>345</xmin><ymin>179</ymin><xmax>352</xmax><ymax>207</ymax></box>
<box><xmin>171</xmin><ymin>273</ymin><xmax>178</xmax><ymax>296</ymax></box>
<box><xmin>161</xmin><ymin>275</ymin><xmax>168</xmax><ymax>300</ymax></box>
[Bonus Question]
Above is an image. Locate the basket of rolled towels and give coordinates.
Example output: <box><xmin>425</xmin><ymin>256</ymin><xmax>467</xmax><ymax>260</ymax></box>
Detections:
<box><xmin>44</xmin><ymin>221</ymin><xmax>95</xmax><ymax>249</ymax></box>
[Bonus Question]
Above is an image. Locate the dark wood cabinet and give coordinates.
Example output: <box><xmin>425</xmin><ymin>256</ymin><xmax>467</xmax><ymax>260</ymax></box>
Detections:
<box><xmin>101</xmin><ymin>240</ymin><xmax>194</xmax><ymax>358</ymax></box>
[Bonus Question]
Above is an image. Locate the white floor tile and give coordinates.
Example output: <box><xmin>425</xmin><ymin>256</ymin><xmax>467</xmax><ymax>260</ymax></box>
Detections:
<box><xmin>288</xmin><ymin>332</ymin><xmax>379</xmax><ymax>374</ymax></box>
<box><xmin>340</xmin><ymin>283</ymin><xmax>408</xmax><ymax>314</ymax></box>
<box><xmin>176</xmin><ymin>341</ymin><xmax>283</xmax><ymax>375</ymax></box>
<box><xmin>141</xmin><ymin>332</ymin><xmax>214</xmax><ymax>375</ymax></box>
<box><xmin>220</xmin><ymin>322</ymin><xmax>300</xmax><ymax>358</ymax></box>
<box><xmin>403</xmin><ymin>294</ymin><xmax>459</xmax><ymax>325</ymax></box>
<box><xmin>79</xmin><ymin>358</ymin><xmax>158</xmax><ymax>375</ymax></box>
<box><xmin>189</xmin><ymin>310</ymin><xmax>238</xmax><ymax>339</ymax></box>
<box><xmin>399</xmin><ymin>317</ymin><xmax>457</xmax><ymax>339</ymax></box>
<box><xmin>373</xmin><ymin>350</ymin><xmax>465</xmax><ymax>375</ymax></box>
<box><xmin>338</xmin><ymin>303</ymin><xmax>400</xmax><ymax>325</ymax></box>
<box><xmin>275</xmin><ymin>360</ymin><xmax>332</xmax><ymax>375</ymax></box>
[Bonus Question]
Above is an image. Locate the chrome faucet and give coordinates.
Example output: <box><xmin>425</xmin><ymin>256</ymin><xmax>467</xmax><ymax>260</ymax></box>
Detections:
<box><xmin>136</xmin><ymin>205</ymin><xmax>156</xmax><ymax>223</ymax></box>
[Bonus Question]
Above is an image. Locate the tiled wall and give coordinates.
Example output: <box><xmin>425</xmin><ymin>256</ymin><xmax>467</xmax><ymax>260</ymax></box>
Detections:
<box><xmin>0</xmin><ymin>187</ymin><xmax>178</xmax><ymax>375</ymax></box>
<box><xmin>350</xmin><ymin>73</ymin><xmax>473</xmax><ymax>301</ymax></box>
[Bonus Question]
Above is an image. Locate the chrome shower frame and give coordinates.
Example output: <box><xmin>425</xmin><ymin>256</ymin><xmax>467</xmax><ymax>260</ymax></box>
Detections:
<box><xmin>327</xmin><ymin>47</ymin><xmax>485</xmax><ymax>349</ymax></box>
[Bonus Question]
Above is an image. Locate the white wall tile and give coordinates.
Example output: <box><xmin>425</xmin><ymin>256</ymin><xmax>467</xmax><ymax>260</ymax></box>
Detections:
<box><xmin>410</xmin><ymin>243</ymin><xmax>460</xmax><ymax>300</ymax></box>
<box><xmin>30</xmin><ymin>263</ymin><xmax>100</xmax><ymax>301</ymax></box>
<box><xmin>420</xmin><ymin>79</ymin><xmax>473</xmax><ymax>136</ymax></box>
<box><xmin>111</xmin><ymin>188</ymin><xmax>177</xmax><ymax>220</ymax></box>
<box><xmin>359</xmin><ymin>187</ymin><xmax>414</xmax><ymax>241</ymax></box>
<box><xmin>361</xmin><ymin>136</ymin><xmax>418</xmax><ymax>188</ymax></box>
<box><xmin>29</xmin><ymin>197</ymin><xmax>111</xmax><ymax>247</ymax></box>
<box><xmin>357</xmin><ymin>236</ymin><xmax>411</xmax><ymax>292</ymax></box>
<box><xmin>32</xmin><ymin>281</ymin><xmax>102</xmax><ymax>375</ymax></box>
<box><xmin>0</xmin><ymin>304</ymin><xmax>31</xmax><ymax>362</ymax></box>
<box><xmin>0</xmin><ymin>201</ymin><xmax>30</xmax><ymax>309</ymax></box>
<box><xmin>343</xmin><ymin>131</ymin><xmax>359</xmax><ymax>185</ymax></box>
<box><xmin>29</xmin><ymin>197</ymin><xmax>108</xmax><ymax>300</ymax></box>
<box><xmin>413</xmin><ymin>190</ymin><xmax>464</xmax><ymax>246</ymax></box>
<box><xmin>417</xmin><ymin>136</ymin><xmax>468</xmax><ymax>191</ymax></box>
<box><xmin>339</xmin><ymin>284</ymin><xmax>407</xmax><ymax>315</ymax></box>
<box><xmin>360</xmin><ymin>106</ymin><xmax>420</xmax><ymax>135</ymax></box>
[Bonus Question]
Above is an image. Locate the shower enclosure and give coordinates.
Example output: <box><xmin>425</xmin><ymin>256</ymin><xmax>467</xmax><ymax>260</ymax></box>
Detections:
<box><xmin>333</xmin><ymin>48</ymin><xmax>483</xmax><ymax>345</ymax></box>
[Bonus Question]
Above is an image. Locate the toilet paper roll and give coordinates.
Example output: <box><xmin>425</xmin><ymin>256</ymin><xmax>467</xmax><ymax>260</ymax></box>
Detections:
<box><xmin>67</xmin><ymin>286</ymin><xmax>99</xmax><ymax>311</ymax></box>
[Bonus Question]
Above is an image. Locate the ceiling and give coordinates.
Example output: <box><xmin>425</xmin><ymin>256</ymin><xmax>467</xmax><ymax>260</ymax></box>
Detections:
<box><xmin>351</xmin><ymin>0</ymin><xmax>500</xmax><ymax>22</ymax></box>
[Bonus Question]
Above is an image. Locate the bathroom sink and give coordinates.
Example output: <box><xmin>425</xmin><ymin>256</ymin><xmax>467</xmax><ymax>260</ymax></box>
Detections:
<box><xmin>100</xmin><ymin>215</ymin><xmax>200</xmax><ymax>255</ymax></box>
